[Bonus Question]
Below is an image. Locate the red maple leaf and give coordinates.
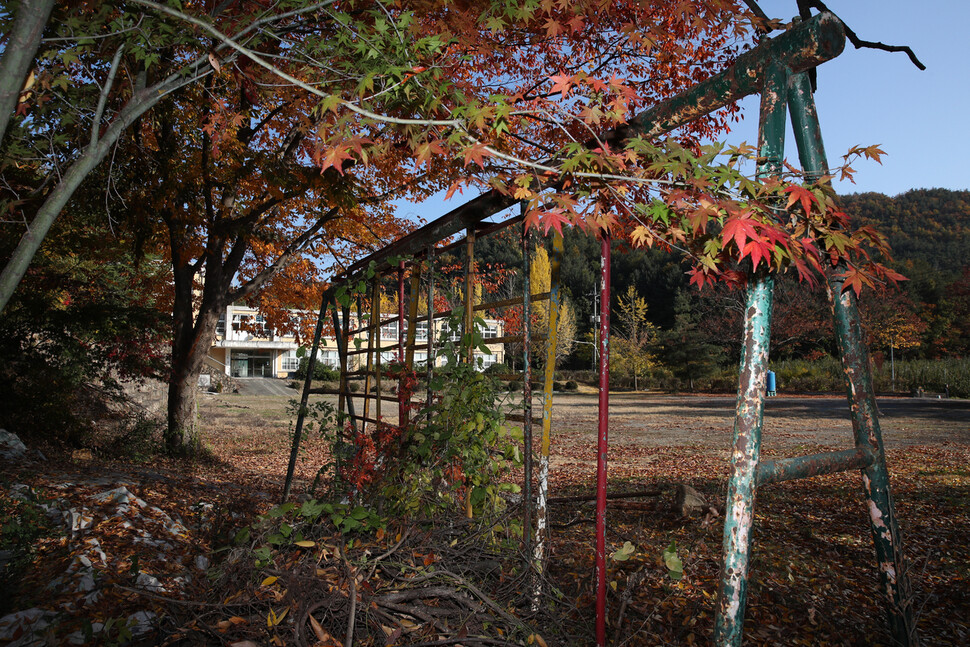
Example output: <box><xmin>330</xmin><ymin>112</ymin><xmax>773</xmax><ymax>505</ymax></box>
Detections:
<box><xmin>462</xmin><ymin>143</ymin><xmax>491</xmax><ymax>169</ymax></box>
<box><xmin>784</xmin><ymin>185</ymin><xmax>816</xmax><ymax>216</ymax></box>
<box><xmin>538</xmin><ymin>208</ymin><xmax>570</xmax><ymax>237</ymax></box>
<box><xmin>721</xmin><ymin>217</ymin><xmax>758</xmax><ymax>252</ymax></box>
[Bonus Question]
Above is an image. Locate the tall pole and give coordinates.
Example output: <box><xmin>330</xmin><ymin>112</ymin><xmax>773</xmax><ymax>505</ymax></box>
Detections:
<box><xmin>788</xmin><ymin>69</ymin><xmax>917</xmax><ymax>645</ymax></box>
<box><xmin>534</xmin><ymin>232</ymin><xmax>563</xmax><ymax>591</ymax></box>
<box><xmin>714</xmin><ymin>58</ymin><xmax>787</xmax><ymax>646</ymax></box>
<box><xmin>594</xmin><ymin>232</ymin><xmax>612</xmax><ymax>647</ymax></box>
<box><xmin>521</xmin><ymin>217</ymin><xmax>534</xmax><ymax>570</ymax></box>
<box><xmin>397</xmin><ymin>262</ymin><xmax>406</xmax><ymax>425</ymax></box>
<box><xmin>283</xmin><ymin>288</ymin><xmax>333</xmax><ymax>502</ymax></box>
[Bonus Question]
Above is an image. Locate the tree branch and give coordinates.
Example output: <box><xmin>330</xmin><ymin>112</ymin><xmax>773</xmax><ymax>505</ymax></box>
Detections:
<box><xmin>801</xmin><ymin>0</ymin><xmax>925</xmax><ymax>70</ymax></box>
<box><xmin>228</xmin><ymin>206</ymin><xmax>340</xmax><ymax>303</ymax></box>
<box><xmin>89</xmin><ymin>45</ymin><xmax>125</xmax><ymax>149</ymax></box>
<box><xmin>128</xmin><ymin>0</ymin><xmax>464</xmax><ymax>128</ymax></box>
<box><xmin>0</xmin><ymin>0</ymin><xmax>56</xmax><ymax>148</ymax></box>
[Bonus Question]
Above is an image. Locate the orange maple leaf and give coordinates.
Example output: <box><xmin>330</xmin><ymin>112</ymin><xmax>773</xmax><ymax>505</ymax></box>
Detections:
<box><xmin>784</xmin><ymin>185</ymin><xmax>816</xmax><ymax>216</ymax></box>
<box><xmin>549</xmin><ymin>73</ymin><xmax>574</xmax><ymax>97</ymax></box>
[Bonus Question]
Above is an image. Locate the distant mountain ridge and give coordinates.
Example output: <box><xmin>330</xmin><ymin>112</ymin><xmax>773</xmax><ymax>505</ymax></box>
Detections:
<box><xmin>840</xmin><ymin>188</ymin><xmax>970</xmax><ymax>277</ymax></box>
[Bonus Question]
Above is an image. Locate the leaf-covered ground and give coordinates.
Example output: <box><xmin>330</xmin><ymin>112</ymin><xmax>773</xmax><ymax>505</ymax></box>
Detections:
<box><xmin>2</xmin><ymin>392</ymin><xmax>968</xmax><ymax>645</ymax></box>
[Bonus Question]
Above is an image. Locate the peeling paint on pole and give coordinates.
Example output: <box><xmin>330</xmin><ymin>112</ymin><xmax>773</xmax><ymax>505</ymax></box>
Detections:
<box><xmin>756</xmin><ymin>447</ymin><xmax>875</xmax><ymax>486</ymax></box>
<box><xmin>521</xmin><ymin>219</ymin><xmax>534</xmax><ymax>572</ymax></box>
<box><xmin>789</xmin><ymin>69</ymin><xmax>917</xmax><ymax>646</ymax></box>
<box><xmin>714</xmin><ymin>275</ymin><xmax>774</xmax><ymax>645</ymax></box>
<box><xmin>594</xmin><ymin>233</ymin><xmax>611</xmax><ymax>647</ymax></box>
<box><xmin>714</xmin><ymin>57</ymin><xmax>787</xmax><ymax>647</ymax></box>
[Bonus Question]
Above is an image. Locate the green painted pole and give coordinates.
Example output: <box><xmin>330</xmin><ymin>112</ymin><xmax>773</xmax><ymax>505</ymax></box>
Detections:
<box><xmin>714</xmin><ymin>58</ymin><xmax>788</xmax><ymax>646</ymax></box>
<box><xmin>788</xmin><ymin>70</ymin><xmax>918</xmax><ymax>646</ymax></box>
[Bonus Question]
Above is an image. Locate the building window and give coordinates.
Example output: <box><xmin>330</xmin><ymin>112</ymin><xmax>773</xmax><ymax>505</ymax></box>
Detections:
<box><xmin>482</xmin><ymin>321</ymin><xmax>499</xmax><ymax>338</ymax></box>
<box><xmin>477</xmin><ymin>353</ymin><xmax>497</xmax><ymax>370</ymax></box>
<box><xmin>281</xmin><ymin>350</ymin><xmax>300</xmax><ymax>372</ymax></box>
<box><xmin>216</xmin><ymin>315</ymin><xmax>226</xmax><ymax>335</ymax></box>
<box><xmin>232</xmin><ymin>313</ymin><xmax>269</xmax><ymax>337</ymax></box>
<box><xmin>415</xmin><ymin>321</ymin><xmax>429</xmax><ymax>341</ymax></box>
<box><xmin>315</xmin><ymin>349</ymin><xmax>340</xmax><ymax>368</ymax></box>
<box><xmin>440</xmin><ymin>322</ymin><xmax>461</xmax><ymax>342</ymax></box>
<box><xmin>380</xmin><ymin>320</ymin><xmax>399</xmax><ymax>341</ymax></box>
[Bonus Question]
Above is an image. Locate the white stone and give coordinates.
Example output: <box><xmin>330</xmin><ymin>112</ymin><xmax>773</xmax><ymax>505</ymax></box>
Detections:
<box><xmin>135</xmin><ymin>572</ymin><xmax>164</xmax><ymax>593</ymax></box>
<box><xmin>93</xmin><ymin>487</ymin><xmax>136</xmax><ymax>505</ymax></box>
<box><xmin>0</xmin><ymin>430</ymin><xmax>27</xmax><ymax>461</ymax></box>
<box><xmin>76</xmin><ymin>573</ymin><xmax>96</xmax><ymax>593</ymax></box>
<box><xmin>127</xmin><ymin>611</ymin><xmax>157</xmax><ymax>636</ymax></box>
<box><xmin>0</xmin><ymin>608</ymin><xmax>57</xmax><ymax>646</ymax></box>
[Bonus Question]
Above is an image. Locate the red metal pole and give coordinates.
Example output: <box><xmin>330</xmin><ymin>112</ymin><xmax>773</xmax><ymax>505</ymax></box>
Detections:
<box><xmin>595</xmin><ymin>232</ymin><xmax>611</xmax><ymax>647</ymax></box>
<box><xmin>397</xmin><ymin>261</ymin><xmax>406</xmax><ymax>425</ymax></box>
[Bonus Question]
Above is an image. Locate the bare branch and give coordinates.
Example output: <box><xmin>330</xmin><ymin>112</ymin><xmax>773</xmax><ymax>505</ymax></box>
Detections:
<box><xmin>90</xmin><ymin>45</ymin><xmax>125</xmax><ymax>149</ymax></box>
<box><xmin>228</xmin><ymin>206</ymin><xmax>340</xmax><ymax>303</ymax></box>
<box><xmin>802</xmin><ymin>0</ymin><xmax>926</xmax><ymax>70</ymax></box>
<box><xmin>128</xmin><ymin>0</ymin><xmax>464</xmax><ymax>129</ymax></box>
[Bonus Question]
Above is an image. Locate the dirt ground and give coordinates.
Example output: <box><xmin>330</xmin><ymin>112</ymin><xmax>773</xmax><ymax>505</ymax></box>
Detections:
<box><xmin>541</xmin><ymin>392</ymin><xmax>970</xmax><ymax>474</ymax></box>
<box><xmin>196</xmin><ymin>385</ymin><xmax>970</xmax><ymax>497</ymax></box>
<box><xmin>4</xmin><ymin>386</ymin><xmax>968</xmax><ymax>645</ymax></box>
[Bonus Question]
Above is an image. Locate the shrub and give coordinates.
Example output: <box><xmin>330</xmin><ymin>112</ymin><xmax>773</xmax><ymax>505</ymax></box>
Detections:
<box><xmin>508</xmin><ymin>380</ymin><xmax>522</xmax><ymax>392</ymax></box>
<box><xmin>564</xmin><ymin>380</ymin><xmax>579</xmax><ymax>391</ymax></box>
<box><xmin>484</xmin><ymin>362</ymin><xmax>509</xmax><ymax>376</ymax></box>
<box><xmin>293</xmin><ymin>357</ymin><xmax>341</xmax><ymax>381</ymax></box>
<box><xmin>0</xmin><ymin>488</ymin><xmax>59</xmax><ymax>614</ymax></box>
<box><xmin>553</xmin><ymin>381</ymin><xmax>564</xmax><ymax>391</ymax></box>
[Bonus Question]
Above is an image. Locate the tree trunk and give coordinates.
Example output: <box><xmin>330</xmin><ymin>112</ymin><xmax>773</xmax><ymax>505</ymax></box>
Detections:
<box><xmin>167</xmin><ymin>361</ymin><xmax>200</xmax><ymax>455</ymax></box>
<box><xmin>0</xmin><ymin>0</ymin><xmax>55</xmax><ymax>148</ymax></box>
<box><xmin>165</xmin><ymin>256</ymin><xmax>223</xmax><ymax>454</ymax></box>
<box><xmin>166</xmin><ymin>305</ymin><xmax>222</xmax><ymax>454</ymax></box>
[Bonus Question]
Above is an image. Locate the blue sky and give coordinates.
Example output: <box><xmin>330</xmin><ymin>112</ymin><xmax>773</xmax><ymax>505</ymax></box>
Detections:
<box><xmin>395</xmin><ymin>1</ymin><xmax>968</xmax><ymax>226</ymax></box>
<box><xmin>727</xmin><ymin>0</ymin><xmax>970</xmax><ymax>196</ymax></box>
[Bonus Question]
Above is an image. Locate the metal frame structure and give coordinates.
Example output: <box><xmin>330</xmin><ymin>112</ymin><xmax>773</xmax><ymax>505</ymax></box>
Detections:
<box><xmin>285</xmin><ymin>12</ymin><xmax>916</xmax><ymax>646</ymax></box>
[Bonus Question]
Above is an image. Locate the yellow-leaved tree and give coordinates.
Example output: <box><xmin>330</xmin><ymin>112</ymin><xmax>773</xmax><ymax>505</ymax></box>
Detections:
<box><xmin>613</xmin><ymin>285</ymin><xmax>658</xmax><ymax>391</ymax></box>
<box><xmin>530</xmin><ymin>245</ymin><xmax>576</xmax><ymax>367</ymax></box>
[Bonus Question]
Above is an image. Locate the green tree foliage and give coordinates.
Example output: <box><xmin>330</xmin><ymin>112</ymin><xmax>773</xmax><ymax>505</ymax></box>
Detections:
<box><xmin>841</xmin><ymin>189</ymin><xmax>970</xmax><ymax>279</ymax></box>
<box><xmin>661</xmin><ymin>292</ymin><xmax>723</xmax><ymax>391</ymax></box>
<box><xmin>0</xmin><ymin>213</ymin><xmax>169</xmax><ymax>442</ymax></box>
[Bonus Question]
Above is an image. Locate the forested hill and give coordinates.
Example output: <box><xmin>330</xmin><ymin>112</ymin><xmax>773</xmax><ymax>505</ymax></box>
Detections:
<box><xmin>840</xmin><ymin>188</ymin><xmax>970</xmax><ymax>277</ymax></box>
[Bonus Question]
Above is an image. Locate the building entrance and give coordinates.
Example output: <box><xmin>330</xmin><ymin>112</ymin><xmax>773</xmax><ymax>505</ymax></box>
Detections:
<box><xmin>230</xmin><ymin>350</ymin><xmax>274</xmax><ymax>377</ymax></box>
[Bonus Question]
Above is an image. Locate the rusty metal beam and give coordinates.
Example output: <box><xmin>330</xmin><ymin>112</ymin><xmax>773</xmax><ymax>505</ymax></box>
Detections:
<box><xmin>756</xmin><ymin>447</ymin><xmax>875</xmax><ymax>486</ymax></box>
<box><xmin>338</xmin><ymin>12</ymin><xmax>846</xmax><ymax>282</ymax></box>
<box><xmin>463</xmin><ymin>228</ymin><xmax>476</xmax><ymax>364</ymax></box>
<box><xmin>397</xmin><ymin>263</ymin><xmax>406</xmax><ymax>425</ymax></box>
<box><xmin>283</xmin><ymin>287</ymin><xmax>334</xmax><ymax>502</ymax></box>
<box><xmin>425</xmin><ymin>246</ymin><xmax>436</xmax><ymax>421</ymax></box>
